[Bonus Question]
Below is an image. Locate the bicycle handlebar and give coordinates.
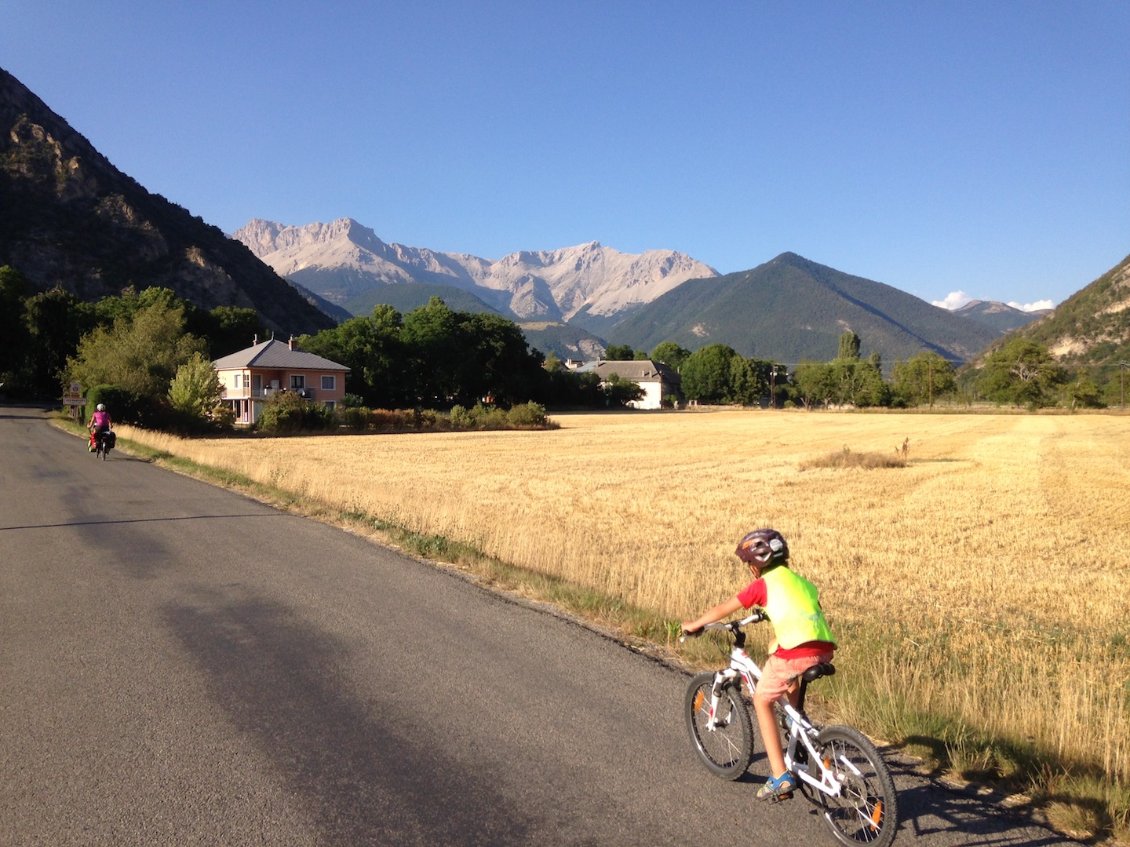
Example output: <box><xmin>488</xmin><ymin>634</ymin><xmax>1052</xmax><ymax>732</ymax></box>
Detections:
<box><xmin>678</xmin><ymin>608</ymin><xmax>768</xmax><ymax>643</ymax></box>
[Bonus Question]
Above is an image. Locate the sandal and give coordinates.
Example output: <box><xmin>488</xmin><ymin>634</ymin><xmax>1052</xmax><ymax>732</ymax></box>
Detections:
<box><xmin>756</xmin><ymin>771</ymin><xmax>797</xmax><ymax>801</ymax></box>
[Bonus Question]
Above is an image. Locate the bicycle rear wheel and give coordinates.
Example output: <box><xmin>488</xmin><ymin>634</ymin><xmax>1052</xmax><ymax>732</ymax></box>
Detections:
<box><xmin>684</xmin><ymin>671</ymin><xmax>753</xmax><ymax>780</ymax></box>
<box><xmin>809</xmin><ymin>725</ymin><xmax>899</xmax><ymax>847</ymax></box>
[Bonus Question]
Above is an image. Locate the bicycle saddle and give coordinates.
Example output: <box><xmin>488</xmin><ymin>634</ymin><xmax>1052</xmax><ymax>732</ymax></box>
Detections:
<box><xmin>801</xmin><ymin>662</ymin><xmax>836</xmax><ymax>682</ymax></box>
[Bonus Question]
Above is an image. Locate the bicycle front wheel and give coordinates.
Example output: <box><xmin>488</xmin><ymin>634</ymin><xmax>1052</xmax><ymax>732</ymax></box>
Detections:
<box><xmin>684</xmin><ymin>671</ymin><xmax>753</xmax><ymax>780</ymax></box>
<box><xmin>810</xmin><ymin>725</ymin><xmax>899</xmax><ymax>847</ymax></box>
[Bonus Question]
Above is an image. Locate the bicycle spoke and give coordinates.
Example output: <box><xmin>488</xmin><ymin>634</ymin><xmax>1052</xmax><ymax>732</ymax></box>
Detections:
<box><xmin>810</xmin><ymin>726</ymin><xmax>899</xmax><ymax>847</ymax></box>
<box><xmin>684</xmin><ymin>672</ymin><xmax>753</xmax><ymax>780</ymax></box>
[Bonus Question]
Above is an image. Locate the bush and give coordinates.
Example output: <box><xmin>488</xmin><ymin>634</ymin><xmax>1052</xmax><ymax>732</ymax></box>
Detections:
<box><xmin>506</xmin><ymin>402</ymin><xmax>551</xmax><ymax>428</ymax></box>
<box><xmin>370</xmin><ymin>409</ymin><xmax>414</xmax><ymax>430</ymax></box>
<box><xmin>335</xmin><ymin>405</ymin><xmax>372</xmax><ymax>430</ymax></box>
<box><xmin>257</xmin><ymin>391</ymin><xmax>332</xmax><ymax>433</ymax></box>
<box><xmin>84</xmin><ymin>384</ymin><xmax>143</xmax><ymax>425</ymax></box>
<box><xmin>800</xmin><ymin>445</ymin><xmax>907</xmax><ymax>470</ymax></box>
<box><xmin>449</xmin><ymin>404</ymin><xmax>476</xmax><ymax>429</ymax></box>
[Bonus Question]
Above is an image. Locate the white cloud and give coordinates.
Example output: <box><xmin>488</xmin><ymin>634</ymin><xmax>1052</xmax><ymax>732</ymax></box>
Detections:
<box><xmin>932</xmin><ymin>290</ymin><xmax>972</xmax><ymax>310</ymax></box>
<box><xmin>1007</xmin><ymin>299</ymin><xmax>1055</xmax><ymax>312</ymax></box>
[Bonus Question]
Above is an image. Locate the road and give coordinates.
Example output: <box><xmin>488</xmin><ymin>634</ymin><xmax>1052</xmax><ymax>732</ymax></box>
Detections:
<box><xmin>0</xmin><ymin>406</ymin><xmax>1068</xmax><ymax>846</ymax></box>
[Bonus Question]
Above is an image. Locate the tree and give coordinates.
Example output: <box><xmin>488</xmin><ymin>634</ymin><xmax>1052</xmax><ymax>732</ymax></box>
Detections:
<box><xmin>976</xmin><ymin>339</ymin><xmax>1066</xmax><ymax>408</ymax></box>
<box><xmin>401</xmin><ymin>297</ymin><xmax>463</xmax><ymax>406</ymax></box>
<box><xmin>604</xmin><ymin>343</ymin><xmax>636</xmax><ymax>361</ymax></box>
<box><xmin>67</xmin><ymin>289</ymin><xmax>207</xmax><ymax>419</ymax></box>
<box><xmin>300</xmin><ymin>305</ymin><xmax>408</xmax><ymax>408</ymax></box>
<box><xmin>1064</xmin><ymin>374</ymin><xmax>1104</xmax><ymax>410</ymax></box>
<box><xmin>650</xmin><ymin>341</ymin><xmax>690</xmax><ymax>370</ymax></box>
<box><xmin>829</xmin><ymin>359</ymin><xmax>889</xmax><ymax>407</ymax></box>
<box><xmin>22</xmin><ymin>287</ymin><xmax>95</xmax><ymax>397</ymax></box>
<box><xmin>202</xmin><ymin>306</ymin><xmax>267</xmax><ymax>358</ymax></box>
<box><xmin>793</xmin><ymin>362</ymin><xmax>836</xmax><ymax>408</ymax></box>
<box><xmin>454</xmin><ymin>311</ymin><xmax>546</xmax><ymax>407</ymax></box>
<box><xmin>837</xmin><ymin>330</ymin><xmax>861</xmax><ymax>361</ymax></box>
<box><xmin>682</xmin><ymin>344</ymin><xmax>738</xmax><ymax>403</ymax></box>
<box><xmin>603</xmin><ymin>373</ymin><xmax>645</xmax><ymax>407</ymax></box>
<box><xmin>728</xmin><ymin>356</ymin><xmax>760</xmax><ymax>405</ymax></box>
<box><xmin>168</xmin><ymin>352</ymin><xmax>226</xmax><ymax>427</ymax></box>
<box><xmin>0</xmin><ymin>267</ymin><xmax>29</xmax><ymax>390</ymax></box>
<box><xmin>891</xmin><ymin>352</ymin><xmax>956</xmax><ymax>407</ymax></box>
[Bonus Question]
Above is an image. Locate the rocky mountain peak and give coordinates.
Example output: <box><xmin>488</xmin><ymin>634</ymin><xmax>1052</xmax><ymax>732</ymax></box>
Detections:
<box><xmin>233</xmin><ymin>218</ymin><xmax>719</xmax><ymax>323</ymax></box>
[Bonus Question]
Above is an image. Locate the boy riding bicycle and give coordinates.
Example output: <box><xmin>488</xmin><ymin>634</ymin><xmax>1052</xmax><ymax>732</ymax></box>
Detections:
<box><xmin>682</xmin><ymin>528</ymin><xmax>835</xmax><ymax>801</ymax></box>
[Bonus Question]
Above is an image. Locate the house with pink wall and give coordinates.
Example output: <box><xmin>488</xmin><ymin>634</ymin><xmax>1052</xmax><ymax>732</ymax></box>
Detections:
<box><xmin>213</xmin><ymin>337</ymin><xmax>350</xmax><ymax>426</ymax></box>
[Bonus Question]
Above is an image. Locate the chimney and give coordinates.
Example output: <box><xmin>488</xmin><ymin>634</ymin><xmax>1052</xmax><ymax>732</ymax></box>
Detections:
<box><xmin>288</xmin><ymin>335</ymin><xmax>294</xmax><ymax>350</ymax></box>
<box><xmin>253</xmin><ymin>333</ymin><xmax>258</xmax><ymax>345</ymax></box>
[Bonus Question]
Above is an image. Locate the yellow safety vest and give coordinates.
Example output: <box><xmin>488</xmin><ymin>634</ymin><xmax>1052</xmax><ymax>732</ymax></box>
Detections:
<box><xmin>761</xmin><ymin>566</ymin><xmax>836</xmax><ymax>649</ymax></box>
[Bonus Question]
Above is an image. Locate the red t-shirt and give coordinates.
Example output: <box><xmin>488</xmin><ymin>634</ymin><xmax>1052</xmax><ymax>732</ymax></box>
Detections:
<box><xmin>737</xmin><ymin>578</ymin><xmax>835</xmax><ymax>659</ymax></box>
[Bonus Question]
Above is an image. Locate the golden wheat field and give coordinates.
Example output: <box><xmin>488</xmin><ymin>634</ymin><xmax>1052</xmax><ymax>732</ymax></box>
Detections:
<box><xmin>123</xmin><ymin>410</ymin><xmax>1130</xmax><ymax>790</ymax></box>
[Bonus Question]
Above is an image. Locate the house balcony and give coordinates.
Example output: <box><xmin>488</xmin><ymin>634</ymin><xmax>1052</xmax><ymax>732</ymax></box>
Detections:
<box><xmin>221</xmin><ymin>387</ymin><xmax>317</xmax><ymax>401</ymax></box>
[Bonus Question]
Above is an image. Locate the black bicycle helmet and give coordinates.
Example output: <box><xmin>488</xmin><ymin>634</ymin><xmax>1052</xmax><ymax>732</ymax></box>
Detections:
<box><xmin>735</xmin><ymin>528</ymin><xmax>789</xmax><ymax>566</ymax></box>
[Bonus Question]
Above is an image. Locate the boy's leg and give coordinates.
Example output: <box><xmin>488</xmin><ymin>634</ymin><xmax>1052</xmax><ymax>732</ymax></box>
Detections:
<box><xmin>754</xmin><ymin>694</ymin><xmax>787</xmax><ymax>777</ymax></box>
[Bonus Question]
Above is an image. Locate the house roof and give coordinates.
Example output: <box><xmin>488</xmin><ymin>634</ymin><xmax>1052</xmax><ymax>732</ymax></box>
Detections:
<box><xmin>575</xmin><ymin>359</ymin><xmax>680</xmax><ymax>384</ymax></box>
<box><xmin>212</xmin><ymin>338</ymin><xmax>349</xmax><ymax>372</ymax></box>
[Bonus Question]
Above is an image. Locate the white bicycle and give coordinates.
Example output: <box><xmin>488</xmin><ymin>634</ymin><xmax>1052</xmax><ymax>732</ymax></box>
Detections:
<box><xmin>682</xmin><ymin>611</ymin><xmax>899</xmax><ymax>847</ymax></box>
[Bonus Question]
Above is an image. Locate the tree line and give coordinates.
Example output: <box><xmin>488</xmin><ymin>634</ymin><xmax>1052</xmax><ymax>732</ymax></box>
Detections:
<box><xmin>2</xmin><ymin>262</ymin><xmax>1119</xmax><ymax>431</ymax></box>
<box><xmin>608</xmin><ymin>331</ymin><xmax>1121</xmax><ymax>410</ymax></box>
<box><xmin>0</xmin><ymin>269</ymin><xmax>642</xmax><ymax>430</ymax></box>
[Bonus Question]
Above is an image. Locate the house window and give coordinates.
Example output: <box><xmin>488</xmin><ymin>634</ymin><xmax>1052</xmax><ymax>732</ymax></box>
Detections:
<box><xmin>321</xmin><ymin>375</ymin><xmax>336</xmax><ymax>391</ymax></box>
<box><xmin>290</xmin><ymin>375</ymin><xmax>305</xmax><ymax>390</ymax></box>
<box><xmin>234</xmin><ymin>373</ymin><xmax>243</xmax><ymax>389</ymax></box>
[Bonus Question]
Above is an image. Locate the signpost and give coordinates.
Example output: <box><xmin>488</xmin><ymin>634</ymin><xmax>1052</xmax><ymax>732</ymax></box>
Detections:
<box><xmin>62</xmin><ymin>382</ymin><xmax>84</xmax><ymax>420</ymax></box>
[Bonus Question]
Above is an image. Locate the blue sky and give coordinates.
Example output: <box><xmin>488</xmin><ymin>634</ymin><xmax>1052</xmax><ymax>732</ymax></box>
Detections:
<box><xmin>3</xmin><ymin>1</ymin><xmax>1127</xmax><ymax>311</ymax></box>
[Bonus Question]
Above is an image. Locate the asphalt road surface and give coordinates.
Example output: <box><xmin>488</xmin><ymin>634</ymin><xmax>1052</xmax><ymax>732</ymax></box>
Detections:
<box><xmin>1</xmin><ymin>406</ymin><xmax>1071</xmax><ymax>846</ymax></box>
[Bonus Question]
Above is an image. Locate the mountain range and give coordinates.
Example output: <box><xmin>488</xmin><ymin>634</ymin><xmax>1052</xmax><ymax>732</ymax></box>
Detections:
<box><xmin>6</xmin><ymin>65</ymin><xmax>1122</xmax><ymax>372</ymax></box>
<box><xmin>235</xmin><ymin>217</ymin><xmax>1055</xmax><ymax>364</ymax></box>
<box><xmin>0</xmin><ymin>67</ymin><xmax>333</xmax><ymax>335</ymax></box>
<box><xmin>233</xmin><ymin>218</ymin><xmax>719</xmax><ymax>327</ymax></box>
<box><xmin>953</xmin><ymin>299</ymin><xmax>1053</xmax><ymax>333</ymax></box>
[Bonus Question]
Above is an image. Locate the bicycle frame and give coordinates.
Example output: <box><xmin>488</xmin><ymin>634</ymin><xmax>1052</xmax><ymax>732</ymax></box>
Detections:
<box><xmin>687</xmin><ymin>612</ymin><xmax>899</xmax><ymax>846</ymax></box>
<box><xmin>700</xmin><ymin>613</ymin><xmax>846</xmax><ymax>798</ymax></box>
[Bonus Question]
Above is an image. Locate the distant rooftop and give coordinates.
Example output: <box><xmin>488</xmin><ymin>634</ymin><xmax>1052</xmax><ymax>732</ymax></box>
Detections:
<box><xmin>212</xmin><ymin>338</ymin><xmax>349</xmax><ymax>371</ymax></box>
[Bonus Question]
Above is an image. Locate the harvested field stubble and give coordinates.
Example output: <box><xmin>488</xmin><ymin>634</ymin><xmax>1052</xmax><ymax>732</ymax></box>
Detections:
<box><xmin>123</xmin><ymin>411</ymin><xmax>1130</xmax><ymax>796</ymax></box>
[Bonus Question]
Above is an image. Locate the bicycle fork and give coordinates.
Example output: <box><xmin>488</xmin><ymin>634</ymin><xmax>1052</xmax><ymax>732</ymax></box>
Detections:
<box><xmin>701</xmin><ymin>668</ymin><xmax>742</xmax><ymax>730</ymax></box>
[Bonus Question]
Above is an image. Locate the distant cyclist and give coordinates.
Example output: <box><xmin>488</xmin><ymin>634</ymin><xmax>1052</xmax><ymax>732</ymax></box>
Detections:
<box><xmin>87</xmin><ymin>403</ymin><xmax>112</xmax><ymax>450</ymax></box>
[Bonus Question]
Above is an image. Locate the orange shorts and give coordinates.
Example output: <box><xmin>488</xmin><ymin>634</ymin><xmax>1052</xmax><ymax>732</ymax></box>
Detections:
<box><xmin>754</xmin><ymin>651</ymin><xmax>834</xmax><ymax>702</ymax></box>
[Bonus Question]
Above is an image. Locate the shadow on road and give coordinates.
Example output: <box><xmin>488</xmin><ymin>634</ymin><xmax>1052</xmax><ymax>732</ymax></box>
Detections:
<box><xmin>882</xmin><ymin>757</ymin><xmax>1072</xmax><ymax>846</ymax></box>
<box><xmin>163</xmin><ymin>588</ymin><xmax>533</xmax><ymax>846</ymax></box>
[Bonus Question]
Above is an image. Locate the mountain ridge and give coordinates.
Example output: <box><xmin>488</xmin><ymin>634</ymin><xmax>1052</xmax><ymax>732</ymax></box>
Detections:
<box><xmin>0</xmin><ymin>67</ymin><xmax>334</xmax><ymax>335</ymax></box>
<box><xmin>606</xmin><ymin>252</ymin><xmax>1004</xmax><ymax>365</ymax></box>
<box><xmin>234</xmin><ymin>217</ymin><xmax>720</xmax><ymax>324</ymax></box>
<box><xmin>953</xmin><ymin>299</ymin><xmax>1051</xmax><ymax>333</ymax></box>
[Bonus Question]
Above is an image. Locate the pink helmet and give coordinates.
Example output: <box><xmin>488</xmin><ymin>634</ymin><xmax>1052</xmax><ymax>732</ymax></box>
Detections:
<box><xmin>735</xmin><ymin>528</ymin><xmax>789</xmax><ymax>566</ymax></box>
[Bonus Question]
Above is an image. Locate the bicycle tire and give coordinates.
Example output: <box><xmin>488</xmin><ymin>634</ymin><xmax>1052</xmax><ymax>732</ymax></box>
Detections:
<box><xmin>684</xmin><ymin>671</ymin><xmax>753</xmax><ymax>780</ymax></box>
<box><xmin>807</xmin><ymin>725</ymin><xmax>899</xmax><ymax>847</ymax></box>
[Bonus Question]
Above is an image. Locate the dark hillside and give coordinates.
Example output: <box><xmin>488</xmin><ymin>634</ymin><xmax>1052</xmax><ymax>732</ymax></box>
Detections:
<box><xmin>609</xmin><ymin>252</ymin><xmax>1000</xmax><ymax>365</ymax></box>
<box><xmin>0</xmin><ymin>67</ymin><xmax>334</xmax><ymax>335</ymax></box>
